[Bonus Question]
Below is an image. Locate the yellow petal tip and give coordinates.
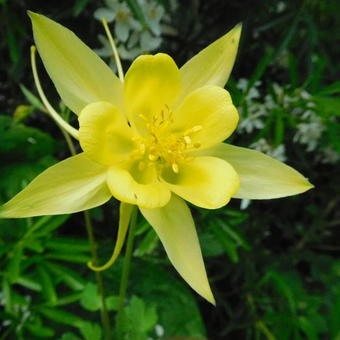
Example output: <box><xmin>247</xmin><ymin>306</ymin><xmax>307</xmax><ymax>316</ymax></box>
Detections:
<box><xmin>304</xmin><ymin>179</ymin><xmax>315</xmax><ymax>191</ymax></box>
<box><xmin>27</xmin><ymin>10</ymin><xmax>39</xmax><ymax>20</ymax></box>
<box><xmin>206</xmin><ymin>291</ymin><xmax>216</xmax><ymax>306</ymax></box>
<box><xmin>295</xmin><ymin>176</ymin><xmax>314</xmax><ymax>194</ymax></box>
<box><xmin>230</xmin><ymin>22</ymin><xmax>242</xmax><ymax>40</ymax></box>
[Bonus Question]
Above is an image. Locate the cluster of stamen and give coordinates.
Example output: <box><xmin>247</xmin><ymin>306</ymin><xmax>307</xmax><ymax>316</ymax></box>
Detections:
<box><xmin>131</xmin><ymin>107</ymin><xmax>202</xmax><ymax>174</ymax></box>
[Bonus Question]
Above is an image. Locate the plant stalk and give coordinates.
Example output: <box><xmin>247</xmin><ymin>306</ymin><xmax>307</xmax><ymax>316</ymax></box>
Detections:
<box><xmin>116</xmin><ymin>207</ymin><xmax>138</xmax><ymax>339</ymax></box>
<box><xmin>84</xmin><ymin>211</ymin><xmax>112</xmax><ymax>340</ymax></box>
<box><xmin>55</xmin><ymin>123</ymin><xmax>111</xmax><ymax>339</ymax></box>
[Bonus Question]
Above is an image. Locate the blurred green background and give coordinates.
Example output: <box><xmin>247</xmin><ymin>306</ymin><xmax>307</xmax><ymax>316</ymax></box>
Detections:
<box><xmin>0</xmin><ymin>0</ymin><xmax>339</xmax><ymax>339</ymax></box>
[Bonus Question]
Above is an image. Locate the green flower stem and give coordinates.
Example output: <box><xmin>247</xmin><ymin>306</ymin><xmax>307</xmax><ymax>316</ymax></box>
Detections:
<box><xmin>60</xmin><ymin>127</ymin><xmax>77</xmax><ymax>156</ymax></box>
<box><xmin>54</xmin><ymin>124</ymin><xmax>111</xmax><ymax>339</ymax></box>
<box><xmin>116</xmin><ymin>206</ymin><xmax>138</xmax><ymax>339</ymax></box>
<box><xmin>84</xmin><ymin>211</ymin><xmax>111</xmax><ymax>340</ymax></box>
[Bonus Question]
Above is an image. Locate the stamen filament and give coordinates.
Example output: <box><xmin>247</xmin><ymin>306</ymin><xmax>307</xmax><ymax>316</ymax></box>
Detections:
<box><xmin>101</xmin><ymin>18</ymin><xmax>124</xmax><ymax>82</ymax></box>
<box><xmin>30</xmin><ymin>46</ymin><xmax>79</xmax><ymax>140</ymax></box>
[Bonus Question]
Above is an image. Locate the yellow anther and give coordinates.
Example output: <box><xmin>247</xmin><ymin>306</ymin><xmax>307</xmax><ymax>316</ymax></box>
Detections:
<box><xmin>184</xmin><ymin>136</ymin><xmax>192</xmax><ymax>144</ymax></box>
<box><xmin>184</xmin><ymin>125</ymin><xmax>203</xmax><ymax>135</ymax></box>
<box><xmin>192</xmin><ymin>125</ymin><xmax>203</xmax><ymax>132</ymax></box>
<box><xmin>193</xmin><ymin>142</ymin><xmax>201</xmax><ymax>148</ymax></box>
<box><xmin>149</xmin><ymin>153</ymin><xmax>158</xmax><ymax>161</ymax></box>
<box><xmin>172</xmin><ymin>163</ymin><xmax>179</xmax><ymax>173</ymax></box>
<box><xmin>139</xmin><ymin>114</ymin><xmax>148</xmax><ymax>121</ymax></box>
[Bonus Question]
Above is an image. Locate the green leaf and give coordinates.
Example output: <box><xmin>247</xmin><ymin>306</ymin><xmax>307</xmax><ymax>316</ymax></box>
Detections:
<box><xmin>13</xmin><ymin>105</ymin><xmax>35</xmax><ymax>122</ymax></box>
<box><xmin>2</xmin><ymin>278</ymin><xmax>12</xmax><ymax>313</ymax></box>
<box><xmin>38</xmin><ymin>307</ymin><xmax>82</xmax><ymax>326</ymax></box>
<box><xmin>288</xmin><ymin>52</ymin><xmax>299</xmax><ymax>87</ymax></box>
<box><xmin>247</xmin><ymin>48</ymin><xmax>274</xmax><ymax>89</ymax></box>
<box><xmin>0</xmin><ymin>115</ymin><xmax>56</xmax><ymax>164</ymax></box>
<box><xmin>211</xmin><ymin>224</ymin><xmax>239</xmax><ymax>262</ymax></box>
<box><xmin>199</xmin><ymin>227</ymin><xmax>225</xmax><ymax>257</ymax></box>
<box><xmin>25</xmin><ymin>239</ymin><xmax>44</xmax><ymax>253</ymax></box>
<box><xmin>106</xmin><ymin>295</ymin><xmax>119</xmax><ymax>311</ymax></box>
<box><xmin>314</xmin><ymin>96</ymin><xmax>340</xmax><ymax>118</ymax></box>
<box><xmin>330</xmin><ymin>295</ymin><xmax>340</xmax><ymax>339</ymax></box>
<box><xmin>72</xmin><ymin>0</ymin><xmax>90</xmax><ymax>16</ymax></box>
<box><xmin>33</xmin><ymin>215</ymin><xmax>70</xmax><ymax>237</ymax></box>
<box><xmin>37</xmin><ymin>266</ymin><xmax>57</xmax><ymax>304</ymax></box>
<box><xmin>44</xmin><ymin>262</ymin><xmax>86</xmax><ymax>291</ymax></box>
<box><xmin>46</xmin><ymin>253</ymin><xmax>90</xmax><ymax>263</ymax></box>
<box><xmin>55</xmin><ymin>292</ymin><xmax>82</xmax><ymax>306</ymax></box>
<box><xmin>215</xmin><ymin>219</ymin><xmax>251</xmax><ymax>250</ymax></box>
<box><xmin>316</xmin><ymin>81</ymin><xmax>340</xmax><ymax>96</ymax></box>
<box><xmin>298</xmin><ymin>316</ymin><xmax>318</xmax><ymax>340</ymax></box>
<box><xmin>77</xmin><ymin>321</ymin><xmax>102</xmax><ymax>340</ymax></box>
<box><xmin>129</xmin><ymin>261</ymin><xmax>206</xmax><ymax>338</ymax></box>
<box><xmin>135</xmin><ymin>228</ymin><xmax>159</xmax><ymax>256</ymax></box>
<box><xmin>124</xmin><ymin>295</ymin><xmax>158</xmax><ymax>338</ymax></box>
<box><xmin>26</xmin><ymin>317</ymin><xmax>55</xmax><ymax>338</ymax></box>
<box><xmin>60</xmin><ymin>333</ymin><xmax>82</xmax><ymax>340</ymax></box>
<box><xmin>16</xmin><ymin>276</ymin><xmax>42</xmax><ymax>291</ymax></box>
<box><xmin>20</xmin><ymin>84</ymin><xmax>45</xmax><ymax>111</ymax></box>
<box><xmin>260</xmin><ymin>271</ymin><xmax>298</xmax><ymax>316</ymax></box>
<box><xmin>45</xmin><ymin>237</ymin><xmax>90</xmax><ymax>253</ymax></box>
<box><xmin>7</xmin><ymin>247</ymin><xmax>23</xmax><ymax>283</ymax></box>
<box><xmin>7</xmin><ymin>29</ymin><xmax>19</xmax><ymax>64</ymax></box>
<box><xmin>80</xmin><ymin>283</ymin><xmax>101</xmax><ymax>311</ymax></box>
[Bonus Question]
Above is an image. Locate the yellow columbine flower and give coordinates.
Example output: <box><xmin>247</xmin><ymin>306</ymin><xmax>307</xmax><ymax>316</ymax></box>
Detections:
<box><xmin>0</xmin><ymin>12</ymin><xmax>313</xmax><ymax>304</ymax></box>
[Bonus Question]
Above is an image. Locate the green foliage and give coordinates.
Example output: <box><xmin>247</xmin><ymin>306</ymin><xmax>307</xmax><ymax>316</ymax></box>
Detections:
<box><xmin>1</xmin><ymin>0</ymin><xmax>339</xmax><ymax>339</ymax></box>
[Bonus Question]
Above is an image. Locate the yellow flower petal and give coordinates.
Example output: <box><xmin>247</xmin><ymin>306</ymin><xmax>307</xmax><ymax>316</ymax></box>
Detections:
<box><xmin>28</xmin><ymin>12</ymin><xmax>123</xmax><ymax>114</ymax></box>
<box><xmin>111</xmin><ymin>202</ymin><xmax>134</xmax><ymax>263</ymax></box>
<box><xmin>88</xmin><ymin>202</ymin><xmax>134</xmax><ymax>271</ymax></box>
<box><xmin>0</xmin><ymin>154</ymin><xmax>111</xmax><ymax>218</ymax></box>
<box><xmin>124</xmin><ymin>53</ymin><xmax>180</xmax><ymax>133</ymax></box>
<box><xmin>140</xmin><ymin>195</ymin><xmax>215</xmax><ymax>304</ymax></box>
<box><xmin>161</xmin><ymin>156</ymin><xmax>240</xmax><ymax>209</ymax></box>
<box><xmin>107</xmin><ymin>163</ymin><xmax>171</xmax><ymax>208</ymax></box>
<box><xmin>79</xmin><ymin>102</ymin><xmax>136</xmax><ymax>166</ymax></box>
<box><xmin>176</xmin><ymin>24</ymin><xmax>242</xmax><ymax>106</ymax></box>
<box><xmin>204</xmin><ymin>143</ymin><xmax>314</xmax><ymax>199</ymax></box>
<box><xmin>171</xmin><ymin>86</ymin><xmax>239</xmax><ymax>150</ymax></box>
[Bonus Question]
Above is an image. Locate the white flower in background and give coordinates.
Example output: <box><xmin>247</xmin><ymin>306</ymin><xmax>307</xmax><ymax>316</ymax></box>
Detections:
<box><xmin>94</xmin><ymin>0</ymin><xmax>166</xmax><ymax>61</ymax></box>
<box><xmin>140</xmin><ymin>0</ymin><xmax>164</xmax><ymax>36</ymax></box>
<box><xmin>294</xmin><ymin>112</ymin><xmax>324</xmax><ymax>152</ymax></box>
<box><xmin>155</xmin><ymin>324</ymin><xmax>165</xmax><ymax>337</ymax></box>
<box><xmin>236</xmin><ymin>78</ymin><xmax>249</xmax><ymax>92</ymax></box>
<box><xmin>237</xmin><ymin>79</ymin><xmax>267</xmax><ymax>134</ymax></box>
<box><xmin>240</xmin><ymin>198</ymin><xmax>251</xmax><ymax>210</ymax></box>
<box><xmin>251</xmin><ymin>138</ymin><xmax>287</xmax><ymax>162</ymax></box>
<box><xmin>94</xmin><ymin>34</ymin><xmax>115</xmax><ymax>58</ymax></box>
<box><xmin>276</xmin><ymin>1</ymin><xmax>287</xmax><ymax>13</ymax></box>
<box><xmin>320</xmin><ymin>147</ymin><xmax>340</xmax><ymax>164</ymax></box>
<box><xmin>238</xmin><ymin>107</ymin><xmax>266</xmax><ymax>133</ymax></box>
<box><xmin>236</xmin><ymin>79</ymin><xmax>337</xmax><ymax>165</ymax></box>
<box><xmin>94</xmin><ymin>0</ymin><xmax>141</xmax><ymax>42</ymax></box>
